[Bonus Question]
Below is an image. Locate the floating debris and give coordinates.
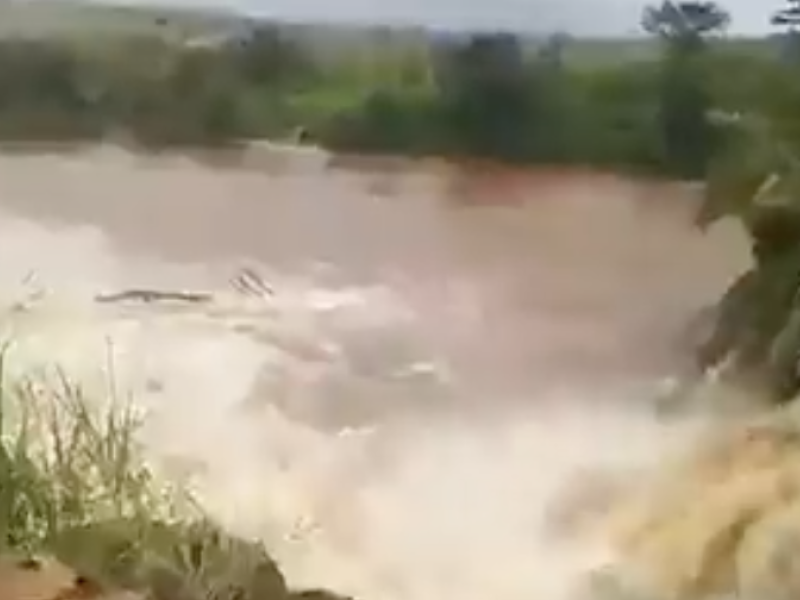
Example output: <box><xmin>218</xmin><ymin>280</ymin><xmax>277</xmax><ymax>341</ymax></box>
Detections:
<box><xmin>230</xmin><ymin>267</ymin><xmax>275</xmax><ymax>298</ymax></box>
<box><xmin>94</xmin><ymin>290</ymin><xmax>213</xmax><ymax>304</ymax></box>
<box><xmin>92</xmin><ymin>268</ymin><xmax>274</xmax><ymax>306</ymax></box>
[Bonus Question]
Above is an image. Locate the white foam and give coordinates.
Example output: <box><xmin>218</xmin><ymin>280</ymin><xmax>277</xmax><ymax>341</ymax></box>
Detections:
<box><xmin>0</xmin><ymin>174</ymin><xmax>738</xmax><ymax>600</ymax></box>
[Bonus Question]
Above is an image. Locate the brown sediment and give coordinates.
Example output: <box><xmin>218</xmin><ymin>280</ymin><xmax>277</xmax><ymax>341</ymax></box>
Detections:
<box><xmin>0</xmin><ymin>146</ymin><xmax>747</xmax><ymax>391</ymax></box>
<box><xmin>0</xmin><ymin>144</ymin><xmax>757</xmax><ymax>600</ymax></box>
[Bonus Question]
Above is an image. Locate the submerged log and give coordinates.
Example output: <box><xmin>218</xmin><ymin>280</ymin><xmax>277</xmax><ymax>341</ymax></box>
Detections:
<box><xmin>94</xmin><ymin>269</ymin><xmax>273</xmax><ymax>306</ymax></box>
<box><xmin>94</xmin><ymin>290</ymin><xmax>213</xmax><ymax>304</ymax></box>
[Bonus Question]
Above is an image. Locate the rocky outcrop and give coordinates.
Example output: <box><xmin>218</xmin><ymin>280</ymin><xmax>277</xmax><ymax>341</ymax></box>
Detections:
<box><xmin>30</xmin><ymin>518</ymin><xmax>352</xmax><ymax>600</ymax></box>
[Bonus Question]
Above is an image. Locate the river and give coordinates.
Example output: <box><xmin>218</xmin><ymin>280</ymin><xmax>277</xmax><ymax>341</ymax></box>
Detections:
<box><xmin>0</xmin><ymin>145</ymin><xmax>754</xmax><ymax>600</ymax></box>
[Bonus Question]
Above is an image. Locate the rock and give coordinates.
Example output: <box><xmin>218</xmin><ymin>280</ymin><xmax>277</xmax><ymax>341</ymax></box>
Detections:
<box><xmin>0</xmin><ymin>555</ymin><xmax>78</xmax><ymax>600</ymax></box>
<box><xmin>54</xmin><ymin>517</ymin><xmax>289</xmax><ymax>599</ymax></box>
<box><xmin>0</xmin><ymin>554</ymin><xmax>143</xmax><ymax>600</ymax></box>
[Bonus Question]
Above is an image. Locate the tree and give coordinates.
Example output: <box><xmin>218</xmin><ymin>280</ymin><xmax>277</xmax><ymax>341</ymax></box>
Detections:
<box><xmin>772</xmin><ymin>0</ymin><xmax>800</xmax><ymax>30</ymax></box>
<box><xmin>223</xmin><ymin>23</ymin><xmax>315</xmax><ymax>88</ymax></box>
<box><xmin>432</xmin><ymin>33</ymin><xmax>538</xmax><ymax>160</ymax></box>
<box><xmin>538</xmin><ymin>32</ymin><xmax>571</xmax><ymax>70</ymax></box>
<box><xmin>642</xmin><ymin>1</ymin><xmax>730</xmax><ymax>177</ymax></box>
<box><xmin>772</xmin><ymin>1</ymin><xmax>800</xmax><ymax>62</ymax></box>
<box><xmin>690</xmin><ymin>4</ymin><xmax>800</xmax><ymax>401</ymax></box>
<box><xmin>642</xmin><ymin>1</ymin><xmax>730</xmax><ymax>46</ymax></box>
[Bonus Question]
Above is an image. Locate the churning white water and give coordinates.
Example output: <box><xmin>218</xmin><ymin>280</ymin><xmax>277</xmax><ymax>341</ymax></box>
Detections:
<box><xmin>0</xmin><ymin>147</ymin><xmax>754</xmax><ymax>600</ymax></box>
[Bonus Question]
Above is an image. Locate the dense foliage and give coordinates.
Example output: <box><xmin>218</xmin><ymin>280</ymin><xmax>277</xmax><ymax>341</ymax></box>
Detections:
<box><xmin>0</xmin><ymin>1</ymin><xmax>754</xmax><ymax>177</ymax></box>
<box><xmin>685</xmin><ymin>1</ymin><xmax>800</xmax><ymax>402</ymax></box>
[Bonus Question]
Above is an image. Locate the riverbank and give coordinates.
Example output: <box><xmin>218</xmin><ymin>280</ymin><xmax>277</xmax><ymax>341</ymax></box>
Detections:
<box><xmin>0</xmin><ymin>362</ymin><xmax>345</xmax><ymax>600</ymax></box>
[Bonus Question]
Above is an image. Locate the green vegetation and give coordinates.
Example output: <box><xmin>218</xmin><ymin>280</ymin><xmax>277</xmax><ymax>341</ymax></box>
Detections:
<box><xmin>689</xmin><ymin>2</ymin><xmax>800</xmax><ymax>403</ymax></box>
<box><xmin>0</xmin><ymin>0</ymin><xmax>765</xmax><ymax>178</ymax></box>
<box><xmin>0</xmin><ymin>354</ymin><xmax>344</xmax><ymax>600</ymax></box>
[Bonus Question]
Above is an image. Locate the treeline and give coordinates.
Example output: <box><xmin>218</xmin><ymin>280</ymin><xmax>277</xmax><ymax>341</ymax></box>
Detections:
<box><xmin>0</xmin><ymin>0</ymin><xmax>783</xmax><ymax>178</ymax></box>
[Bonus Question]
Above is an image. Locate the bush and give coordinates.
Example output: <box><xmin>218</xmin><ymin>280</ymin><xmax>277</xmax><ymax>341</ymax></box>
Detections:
<box><xmin>0</xmin><ymin>349</ymin><xmax>345</xmax><ymax>600</ymax></box>
<box><xmin>317</xmin><ymin>89</ymin><xmax>442</xmax><ymax>154</ymax></box>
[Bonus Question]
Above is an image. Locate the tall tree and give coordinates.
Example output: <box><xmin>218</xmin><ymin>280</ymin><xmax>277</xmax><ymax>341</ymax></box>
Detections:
<box><xmin>772</xmin><ymin>0</ymin><xmax>800</xmax><ymax>30</ymax></box>
<box><xmin>433</xmin><ymin>33</ymin><xmax>537</xmax><ymax>160</ymax></box>
<box><xmin>223</xmin><ymin>23</ymin><xmax>315</xmax><ymax>88</ymax></box>
<box><xmin>642</xmin><ymin>1</ymin><xmax>730</xmax><ymax>44</ymax></box>
<box><xmin>772</xmin><ymin>0</ymin><xmax>800</xmax><ymax>62</ymax></box>
<box><xmin>642</xmin><ymin>1</ymin><xmax>730</xmax><ymax>177</ymax></box>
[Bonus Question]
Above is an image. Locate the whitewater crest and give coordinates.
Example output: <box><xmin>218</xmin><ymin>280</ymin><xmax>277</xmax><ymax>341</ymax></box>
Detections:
<box><xmin>5</xmin><ymin>266</ymin><xmax>785</xmax><ymax>600</ymax></box>
<box><xmin>550</xmin><ymin>398</ymin><xmax>800</xmax><ymax>600</ymax></box>
<box><xmin>0</xmin><ymin>273</ymin><xmax>794</xmax><ymax>600</ymax></box>
<box><xmin>0</xmin><ymin>258</ymin><xmax>700</xmax><ymax>600</ymax></box>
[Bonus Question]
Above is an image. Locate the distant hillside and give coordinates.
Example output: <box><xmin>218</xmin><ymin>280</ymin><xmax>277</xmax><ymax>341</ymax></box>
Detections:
<box><xmin>0</xmin><ymin>0</ymin><xmax>241</xmax><ymax>38</ymax></box>
<box><xmin>0</xmin><ymin>0</ymin><xmax>776</xmax><ymax>67</ymax></box>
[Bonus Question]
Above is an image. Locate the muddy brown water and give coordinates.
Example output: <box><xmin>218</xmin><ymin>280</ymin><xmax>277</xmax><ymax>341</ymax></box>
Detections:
<box><xmin>0</xmin><ymin>145</ymin><xmax>749</xmax><ymax>395</ymax></box>
<box><xmin>0</xmin><ymin>144</ymin><xmax>757</xmax><ymax>600</ymax></box>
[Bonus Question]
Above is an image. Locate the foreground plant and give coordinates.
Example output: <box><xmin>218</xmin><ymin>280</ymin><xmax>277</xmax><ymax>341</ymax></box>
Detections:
<box><xmin>0</xmin><ymin>349</ymin><xmax>345</xmax><ymax>600</ymax></box>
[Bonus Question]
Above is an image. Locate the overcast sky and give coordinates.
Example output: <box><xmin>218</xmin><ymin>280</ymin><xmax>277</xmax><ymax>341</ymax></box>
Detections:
<box><xmin>103</xmin><ymin>0</ymin><xmax>784</xmax><ymax>35</ymax></box>
<box><xmin>196</xmin><ymin>0</ymin><xmax>783</xmax><ymax>35</ymax></box>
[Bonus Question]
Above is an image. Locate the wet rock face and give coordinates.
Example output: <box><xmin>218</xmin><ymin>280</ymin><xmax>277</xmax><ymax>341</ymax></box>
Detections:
<box><xmin>0</xmin><ymin>552</ymin><xmax>356</xmax><ymax>600</ymax></box>
<box><xmin>48</xmin><ymin>519</ymin><xmax>280</xmax><ymax>599</ymax></box>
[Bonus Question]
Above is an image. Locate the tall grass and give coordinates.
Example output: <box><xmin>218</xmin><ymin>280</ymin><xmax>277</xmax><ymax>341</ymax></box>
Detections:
<box><xmin>0</xmin><ymin>345</ymin><xmax>294</xmax><ymax>600</ymax></box>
